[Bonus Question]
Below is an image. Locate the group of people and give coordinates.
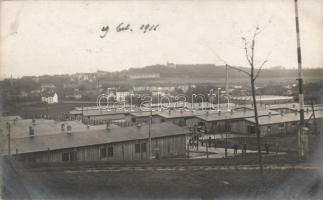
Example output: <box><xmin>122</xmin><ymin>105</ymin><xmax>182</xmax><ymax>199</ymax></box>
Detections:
<box><xmin>232</xmin><ymin>143</ymin><xmax>271</xmax><ymax>155</ymax></box>
<box><xmin>189</xmin><ymin>136</ymin><xmax>272</xmax><ymax>156</ymax></box>
<box><xmin>189</xmin><ymin>136</ymin><xmax>217</xmax><ymax>149</ymax></box>
<box><xmin>233</xmin><ymin>143</ymin><xmax>247</xmax><ymax>155</ymax></box>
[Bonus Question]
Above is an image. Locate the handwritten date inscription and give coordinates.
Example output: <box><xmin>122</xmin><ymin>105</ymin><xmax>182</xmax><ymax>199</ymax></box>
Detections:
<box><xmin>100</xmin><ymin>23</ymin><xmax>160</xmax><ymax>38</ymax></box>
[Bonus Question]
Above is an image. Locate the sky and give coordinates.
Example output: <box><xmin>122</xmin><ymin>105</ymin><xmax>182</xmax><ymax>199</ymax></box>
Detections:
<box><xmin>0</xmin><ymin>0</ymin><xmax>323</xmax><ymax>78</ymax></box>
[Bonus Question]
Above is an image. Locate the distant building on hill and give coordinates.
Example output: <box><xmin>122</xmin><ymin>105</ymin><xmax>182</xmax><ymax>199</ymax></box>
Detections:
<box><xmin>40</xmin><ymin>83</ymin><xmax>56</xmax><ymax>92</ymax></box>
<box><xmin>129</xmin><ymin>73</ymin><xmax>160</xmax><ymax>80</ymax></box>
<box><xmin>41</xmin><ymin>92</ymin><xmax>58</xmax><ymax>104</ymax></box>
<box><xmin>116</xmin><ymin>91</ymin><xmax>130</xmax><ymax>102</ymax></box>
<box><xmin>231</xmin><ymin>95</ymin><xmax>294</xmax><ymax>105</ymax></box>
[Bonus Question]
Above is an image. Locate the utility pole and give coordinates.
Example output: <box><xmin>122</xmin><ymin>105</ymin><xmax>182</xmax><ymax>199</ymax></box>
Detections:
<box><xmin>225</xmin><ymin>65</ymin><xmax>229</xmax><ymax>93</ymax></box>
<box><xmin>225</xmin><ymin>64</ymin><xmax>231</xmax><ymax>111</ymax></box>
<box><xmin>148</xmin><ymin>100</ymin><xmax>152</xmax><ymax>160</ymax></box>
<box><xmin>225</xmin><ymin>131</ymin><xmax>228</xmax><ymax>158</ymax></box>
<box><xmin>10</xmin><ymin>74</ymin><xmax>13</xmax><ymax>87</ymax></box>
<box><xmin>311</xmin><ymin>103</ymin><xmax>317</xmax><ymax>135</ymax></box>
<box><xmin>294</xmin><ymin>0</ymin><xmax>306</xmax><ymax>159</ymax></box>
<box><xmin>46</xmin><ymin>102</ymin><xmax>49</xmax><ymax>119</ymax></box>
<box><xmin>217</xmin><ymin>88</ymin><xmax>221</xmax><ymax>111</ymax></box>
<box><xmin>81</xmin><ymin>103</ymin><xmax>84</xmax><ymax>122</ymax></box>
<box><xmin>6</xmin><ymin>122</ymin><xmax>11</xmax><ymax>156</ymax></box>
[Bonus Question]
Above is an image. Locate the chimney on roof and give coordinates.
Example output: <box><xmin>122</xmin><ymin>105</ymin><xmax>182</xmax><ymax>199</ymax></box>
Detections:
<box><xmin>32</xmin><ymin>119</ymin><xmax>36</xmax><ymax>126</ymax></box>
<box><xmin>29</xmin><ymin>126</ymin><xmax>34</xmax><ymax>136</ymax></box>
<box><xmin>206</xmin><ymin>111</ymin><xmax>209</xmax><ymax>117</ymax></box>
<box><xmin>168</xmin><ymin>110</ymin><xmax>171</xmax><ymax>115</ymax></box>
<box><xmin>67</xmin><ymin>125</ymin><xmax>72</xmax><ymax>134</ymax></box>
<box><xmin>268</xmin><ymin>112</ymin><xmax>272</xmax><ymax>118</ymax></box>
<box><xmin>61</xmin><ymin>124</ymin><xmax>65</xmax><ymax>132</ymax></box>
<box><xmin>218</xmin><ymin>111</ymin><xmax>221</xmax><ymax>116</ymax></box>
<box><xmin>231</xmin><ymin>109</ymin><xmax>233</xmax><ymax>115</ymax></box>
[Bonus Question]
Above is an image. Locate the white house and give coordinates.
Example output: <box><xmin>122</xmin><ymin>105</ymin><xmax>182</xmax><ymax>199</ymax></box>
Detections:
<box><xmin>41</xmin><ymin>92</ymin><xmax>58</xmax><ymax>104</ymax></box>
<box><xmin>116</xmin><ymin>91</ymin><xmax>130</xmax><ymax>102</ymax></box>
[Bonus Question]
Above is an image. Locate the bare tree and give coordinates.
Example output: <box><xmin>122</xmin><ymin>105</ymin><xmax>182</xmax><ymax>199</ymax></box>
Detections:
<box><xmin>219</xmin><ymin>25</ymin><xmax>268</xmax><ymax>184</ymax></box>
<box><xmin>242</xmin><ymin>25</ymin><xmax>267</xmax><ymax>185</ymax></box>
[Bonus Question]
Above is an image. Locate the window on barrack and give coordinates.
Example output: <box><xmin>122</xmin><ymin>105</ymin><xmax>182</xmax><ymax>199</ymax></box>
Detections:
<box><xmin>107</xmin><ymin>146</ymin><xmax>114</xmax><ymax>157</ymax></box>
<box><xmin>141</xmin><ymin>143</ymin><xmax>147</xmax><ymax>153</ymax></box>
<box><xmin>135</xmin><ymin>143</ymin><xmax>140</xmax><ymax>153</ymax></box>
<box><xmin>100</xmin><ymin>147</ymin><xmax>107</xmax><ymax>158</ymax></box>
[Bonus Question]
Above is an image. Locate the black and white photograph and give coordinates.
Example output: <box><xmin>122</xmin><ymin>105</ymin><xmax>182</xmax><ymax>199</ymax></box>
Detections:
<box><xmin>0</xmin><ymin>0</ymin><xmax>323</xmax><ymax>199</ymax></box>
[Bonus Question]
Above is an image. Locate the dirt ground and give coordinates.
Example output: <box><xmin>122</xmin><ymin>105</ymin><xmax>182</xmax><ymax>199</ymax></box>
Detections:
<box><xmin>2</xmin><ymin>160</ymin><xmax>323</xmax><ymax>200</ymax></box>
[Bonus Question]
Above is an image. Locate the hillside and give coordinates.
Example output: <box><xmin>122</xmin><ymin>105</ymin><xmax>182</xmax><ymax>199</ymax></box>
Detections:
<box><xmin>122</xmin><ymin>64</ymin><xmax>323</xmax><ymax>80</ymax></box>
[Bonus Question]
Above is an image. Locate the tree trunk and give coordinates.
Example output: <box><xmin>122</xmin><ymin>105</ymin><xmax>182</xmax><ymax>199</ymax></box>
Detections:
<box><xmin>251</xmin><ymin>70</ymin><xmax>264</xmax><ymax>185</ymax></box>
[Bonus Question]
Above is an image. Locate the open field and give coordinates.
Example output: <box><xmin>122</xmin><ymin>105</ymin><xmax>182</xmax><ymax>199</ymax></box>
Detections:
<box><xmin>99</xmin><ymin>76</ymin><xmax>323</xmax><ymax>88</ymax></box>
<box><xmin>2</xmin><ymin>157</ymin><xmax>323</xmax><ymax>199</ymax></box>
<box><xmin>3</xmin><ymin>136</ymin><xmax>322</xmax><ymax>200</ymax></box>
<box><xmin>8</xmin><ymin>102</ymin><xmax>97</xmax><ymax>120</ymax></box>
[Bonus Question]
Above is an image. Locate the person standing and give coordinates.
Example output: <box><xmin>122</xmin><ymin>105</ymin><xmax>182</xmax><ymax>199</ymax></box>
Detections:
<box><xmin>233</xmin><ymin>144</ymin><xmax>238</xmax><ymax>155</ymax></box>
<box><xmin>265</xmin><ymin>143</ymin><xmax>270</xmax><ymax>154</ymax></box>
<box><xmin>243</xmin><ymin>143</ymin><xmax>247</xmax><ymax>156</ymax></box>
